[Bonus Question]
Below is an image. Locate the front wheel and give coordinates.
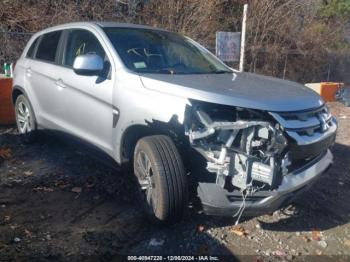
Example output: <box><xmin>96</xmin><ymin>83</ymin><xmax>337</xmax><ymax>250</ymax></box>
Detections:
<box><xmin>15</xmin><ymin>94</ymin><xmax>37</xmax><ymax>142</ymax></box>
<box><xmin>133</xmin><ymin>135</ymin><xmax>188</xmax><ymax>224</ymax></box>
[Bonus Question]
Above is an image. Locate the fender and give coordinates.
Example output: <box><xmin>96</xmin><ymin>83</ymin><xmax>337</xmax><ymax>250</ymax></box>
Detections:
<box><xmin>12</xmin><ymin>85</ymin><xmax>29</xmax><ymax>105</ymax></box>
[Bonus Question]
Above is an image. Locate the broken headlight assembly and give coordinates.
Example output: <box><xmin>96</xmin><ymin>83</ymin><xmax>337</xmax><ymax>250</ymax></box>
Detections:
<box><xmin>185</xmin><ymin>101</ymin><xmax>289</xmax><ymax>191</ymax></box>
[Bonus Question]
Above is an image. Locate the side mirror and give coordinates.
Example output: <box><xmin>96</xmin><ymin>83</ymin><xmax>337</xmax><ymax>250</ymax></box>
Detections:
<box><xmin>73</xmin><ymin>54</ymin><xmax>104</xmax><ymax>76</ymax></box>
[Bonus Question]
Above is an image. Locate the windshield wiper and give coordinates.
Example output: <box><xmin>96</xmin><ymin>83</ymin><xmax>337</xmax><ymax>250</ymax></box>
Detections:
<box><xmin>212</xmin><ymin>70</ymin><xmax>232</xmax><ymax>74</ymax></box>
<box><xmin>137</xmin><ymin>69</ymin><xmax>175</xmax><ymax>74</ymax></box>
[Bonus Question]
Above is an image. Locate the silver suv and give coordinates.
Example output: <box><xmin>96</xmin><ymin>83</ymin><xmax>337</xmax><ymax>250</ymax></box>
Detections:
<box><xmin>13</xmin><ymin>22</ymin><xmax>337</xmax><ymax>223</ymax></box>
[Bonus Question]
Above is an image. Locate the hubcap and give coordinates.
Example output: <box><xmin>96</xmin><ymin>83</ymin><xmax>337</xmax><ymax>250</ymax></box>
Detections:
<box><xmin>17</xmin><ymin>101</ymin><xmax>32</xmax><ymax>134</ymax></box>
<box><xmin>136</xmin><ymin>151</ymin><xmax>156</xmax><ymax>209</ymax></box>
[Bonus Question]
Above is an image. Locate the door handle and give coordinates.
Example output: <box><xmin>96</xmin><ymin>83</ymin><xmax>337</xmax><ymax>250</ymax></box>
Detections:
<box><xmin>55</xmin><ymin>79</ymin><xmax>67</xmax><ymax>88</ymax></box>
<box><xmin>26</xmin><ymin>68</ymin><xmax>32</xmax><ymax>77</ymax></box>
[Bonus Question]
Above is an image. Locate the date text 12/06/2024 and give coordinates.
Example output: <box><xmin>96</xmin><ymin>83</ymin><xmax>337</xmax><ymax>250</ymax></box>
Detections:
<box><xmin>127</xmin><ymin>256</ymin><xmax>220</xmax><ymax>261</ymax></box>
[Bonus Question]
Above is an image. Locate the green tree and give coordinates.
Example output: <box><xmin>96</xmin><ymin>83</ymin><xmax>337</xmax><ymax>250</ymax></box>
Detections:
<box><xmin>318</xmin><ymin>0</ymin><xmax>350</xmax><ymax>19</ymax></box>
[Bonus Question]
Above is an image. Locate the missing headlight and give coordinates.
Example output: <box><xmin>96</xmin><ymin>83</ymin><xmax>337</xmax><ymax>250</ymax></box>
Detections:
<box><xmin>185</xmin><ymin>101</ymin><xmax>288</xmax><ymax>191</ymax></box>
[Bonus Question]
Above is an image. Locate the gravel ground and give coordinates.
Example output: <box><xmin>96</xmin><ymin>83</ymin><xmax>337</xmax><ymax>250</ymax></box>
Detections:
<box><xmin>0</xmin><ymin>102</ymin><xmax>349</xmax><ymax>261</ymax></box>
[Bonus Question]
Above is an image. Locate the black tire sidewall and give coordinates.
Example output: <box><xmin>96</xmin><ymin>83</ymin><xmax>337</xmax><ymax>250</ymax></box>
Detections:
<box><xmin>133</xmin><ymin>135</ymin><xmax>188</xmax><ymax>224</ymax></box>
<box><xmin>133</xmin><ymin>139</ymin><xmax>165</xmax><ymax>222</ymax></box>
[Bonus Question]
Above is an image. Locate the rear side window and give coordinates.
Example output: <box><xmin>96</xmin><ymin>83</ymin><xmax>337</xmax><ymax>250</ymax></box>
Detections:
<box><xmin>63</xmin><ymin>29</ymin><xmax>105</xmax><ymax>67</ymax></box>
<box><xmin>26</xmin><ymin>37</ymin><xmax>39</xmax><ymax>58</ymax></box>
<box><xmin>35</xmin><ymin>31</ymin><xmax>62</xmax><ymax>62</ymax></box>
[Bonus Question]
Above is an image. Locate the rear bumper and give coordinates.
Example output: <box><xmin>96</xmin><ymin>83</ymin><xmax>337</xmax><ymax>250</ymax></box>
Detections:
<box><xmin>198</xmin><ymin>149</ymin><xmax>333</xmax><ymax>216</ymax></box>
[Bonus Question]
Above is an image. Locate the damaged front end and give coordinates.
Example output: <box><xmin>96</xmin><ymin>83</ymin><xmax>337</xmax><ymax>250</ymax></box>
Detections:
<box><xmin>186</xmin><ymin>101</ymin><xmax>288</xmax><ymax>191</ymax></box>
<box><xmin>184</xmin><ymin>101</ymin><xmax>335</xmax><ymax>218</ymax></box>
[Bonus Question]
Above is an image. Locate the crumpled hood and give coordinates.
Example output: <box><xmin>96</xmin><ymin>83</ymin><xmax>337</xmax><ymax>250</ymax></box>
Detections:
<box><xmin>139</xmin><ymin>72</ymin><xmax>324</xmax><ymax>112</ymax></box>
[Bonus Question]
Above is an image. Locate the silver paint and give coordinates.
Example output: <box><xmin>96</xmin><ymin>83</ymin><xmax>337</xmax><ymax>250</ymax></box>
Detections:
<box><xmin>13</xmin><ymin>22</ymin><xmax>335</xmax><ymax>186</ymax></box>
<box><xmin>73</xmin><ymin>54</ymin><xmax>104</xmax><ymax>74</ymax></box>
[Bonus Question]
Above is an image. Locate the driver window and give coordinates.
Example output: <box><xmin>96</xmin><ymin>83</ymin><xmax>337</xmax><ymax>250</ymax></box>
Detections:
<box><xmin>63</xmin><ymin>29</ymin><xmax>106</xmax><ymax>67</ymax></box>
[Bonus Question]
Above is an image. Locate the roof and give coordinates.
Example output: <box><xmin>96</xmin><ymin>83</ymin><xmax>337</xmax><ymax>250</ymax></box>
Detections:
<box><xmin>93</xmin><ymin>21</ymin><xmax>169</xmax><ymax>32</ymax></box>
<box><xmin>30</xmin><ymin>21</ymin><xmax>171</xmax><ymax>40</ymax></box>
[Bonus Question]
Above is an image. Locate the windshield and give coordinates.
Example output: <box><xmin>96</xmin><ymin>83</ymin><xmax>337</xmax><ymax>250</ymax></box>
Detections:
<box><xmin>104</xmin><ymin>27</ymin><xmax>232</xmax><ymax>74</ymax></box>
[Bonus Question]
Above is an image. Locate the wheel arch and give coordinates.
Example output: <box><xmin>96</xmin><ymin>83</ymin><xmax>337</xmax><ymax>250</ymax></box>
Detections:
<box><xmin>120</xmin><ymin>124</ymin><xmax>157</xmax><ymax>164</ymax></box>
<box><xmin>12</xmin><ymin>85</ymin><xmax>28</xmax><ymax>105</ymax></box>
<box><xmin>119</xmin><ymin>116</ymin><xmax>189</xmax><ymax>165</ymax></box>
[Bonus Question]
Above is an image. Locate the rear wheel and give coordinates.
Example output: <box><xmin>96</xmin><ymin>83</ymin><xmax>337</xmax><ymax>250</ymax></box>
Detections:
<box><xmin>15</xmin><ymin>95</ymin><xmax>37</xmax><ymax>142</ymax></box>
<box><xmin>133</xmin><ymin>135</ymin><xmax>188</xmax><ymax>224</ymax></box>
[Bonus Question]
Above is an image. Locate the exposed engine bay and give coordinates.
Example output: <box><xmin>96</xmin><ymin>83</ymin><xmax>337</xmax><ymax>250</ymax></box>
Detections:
<box><xmin>182</xmin><ymin>100</ymin><xmax>336</xmax><ymax>220</ymax></box>
<box><xmin>185</xmin><ymin>102</ymin><xmax>291</xmax><ymax>192</ymax></box>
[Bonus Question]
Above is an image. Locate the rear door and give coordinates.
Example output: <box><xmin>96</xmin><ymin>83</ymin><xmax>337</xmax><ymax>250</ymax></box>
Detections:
<box><xmin>54</xmin><ymin>29</ymin><xmax>115</xmax><ymax>155</ymax></box>
<box><xmin>25</xmin><ymin>30</ymin><xmax>64</xmax><ymax>129</ymax></box>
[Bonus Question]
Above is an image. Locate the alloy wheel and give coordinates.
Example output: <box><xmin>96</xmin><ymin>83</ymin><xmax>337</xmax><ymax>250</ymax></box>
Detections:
<box><xmin>16</xmin><ymin>101</ymin><xmax>32</xmax><ymax>134</ymax></box>
<box><xmin>136</xmin><ymin>150</ymin><xmax>157</xmax><ymax>210</ymax></box>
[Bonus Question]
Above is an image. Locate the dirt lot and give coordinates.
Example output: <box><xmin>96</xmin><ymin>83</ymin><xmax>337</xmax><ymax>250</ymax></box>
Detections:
<box><xmin>0</xmin><ymin>102</ymin><xmax>349</xmax><ymax>261</ymax></box>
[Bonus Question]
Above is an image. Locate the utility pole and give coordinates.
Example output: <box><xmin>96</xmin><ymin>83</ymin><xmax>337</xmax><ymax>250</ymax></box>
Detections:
<box><xmin>239</xmin><ymin>3</ymin><xmax>248</xmax><ymax>72</ymax></box>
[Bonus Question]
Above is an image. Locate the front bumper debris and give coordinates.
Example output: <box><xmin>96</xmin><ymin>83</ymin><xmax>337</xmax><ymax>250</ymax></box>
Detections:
<box><xmin>198</xmin><ymin>149</ymin><xmax>333</xmax><ymax>216</ymax></box>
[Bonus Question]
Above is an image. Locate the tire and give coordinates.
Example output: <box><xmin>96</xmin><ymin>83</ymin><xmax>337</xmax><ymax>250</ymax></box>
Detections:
<box><xmin>133</xmin><ymin>135</ymin><xmax>188</xmax><ymax>224</ymax></box>
<box><xmin>14</xmin><ymin>94</ymin><xmax>37</xmax><ymax>142</ymax></box>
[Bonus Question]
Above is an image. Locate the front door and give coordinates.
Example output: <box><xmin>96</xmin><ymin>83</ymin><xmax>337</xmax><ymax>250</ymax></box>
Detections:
<box><xmin>55</xmin><ymin>29</ymin><xmax>115</xmax><ymax>155</ymax></box>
